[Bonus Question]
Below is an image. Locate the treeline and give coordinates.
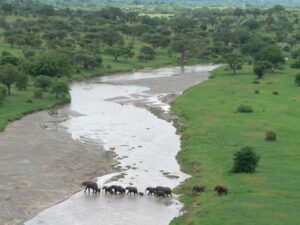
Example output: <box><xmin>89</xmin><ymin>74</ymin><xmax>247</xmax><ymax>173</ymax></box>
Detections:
<box><xmin>0</xmin><ymin>1</ymin><xmax>300</xmax><ymax>102</ymax></box>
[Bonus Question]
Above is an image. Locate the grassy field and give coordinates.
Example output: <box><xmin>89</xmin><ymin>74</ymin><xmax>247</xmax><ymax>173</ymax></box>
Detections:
<box><xmin>170</xmin><ymin>65</ymin><xmax>300</xmax><ymax>225</ymax></box>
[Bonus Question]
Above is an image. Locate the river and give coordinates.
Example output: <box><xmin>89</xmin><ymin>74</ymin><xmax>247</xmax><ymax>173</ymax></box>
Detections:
<box><xmin>3</xmin><ymin>64</ymin><xmax>219</xmax><ymax>225</ymax></box>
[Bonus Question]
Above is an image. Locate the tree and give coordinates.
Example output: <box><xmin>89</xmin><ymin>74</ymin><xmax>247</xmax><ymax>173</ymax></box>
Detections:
<box><xmin>51</xmin><ymin>80</ymin><xmax>69</xmax><ymax>98</ymax></box>
<box><xmin>0</xmin><ymin>84</ymin><xmax>7</xmax><ymax>102</ymax></box>
<box><xmin>253</xmin><ymin>61</ymin><xmax>272</xmax><ymax>78</ymax></box>
<box><xmin>146</xmin><ymin>34</ymin><xmax>169</xmax><ymax>49</ymax></box>
<box><xmin>99</xmin><ymin>29</ymin><xmax>124</xmax><ymax>46</ymax></box>
<box><xmin>16</xmin><ymin>74</ymin><xmax>29</xmax><ymax>90</ymax></box>
<box><xmin>0</xmin><ymin>64</ymin><xmax>18</xmax><ymax>95</ymax></box>
<box><xmin>34</xmin><ymin>75</ymin><xmax>53</xmax><ymax>91</ymax></box>
<box><xmin>255</xmin><ymin>46</ymin><xmax>285</xmax><ymax>69</ymax></box>
<box><xmin>223</xmin><ymin>53</ymin><xmax>243</xmax><ymax>74</ymax></box>
<box><xmin>105</xmin><ymin>46</ymin><xmax>134</xmax><ymax>61</ymax></box>
<box><xmin>138</xmin><ymin>46</ymin><xmax>155</xmax><ymax>61</ymax></box>
<box><xmin>295</xmin><ymin>73</ymin><xmax>300</xmax><ymax>86</ymax></box>
<box><xmin>1</xmin><ymin>3</ymin><xmax>13</xmax><ymax>14</ymax></box>
<box><xmin>170</xmin><ymin>35</ymin><xmax>192</xmax><ymax>65</ymax></box>
<box><xmin>28</xmin><ymin>52</ymin><xmax>72</xmax><ymax>77</ymax></box>
<box><xmin>234</xmin><ymin>8</ymin><xmax>245</xmax><ymax>18</ymax></box>
<box><xmin>232</xmin><ymin>146</ymin><xmax>260</xmax><ymax>173</ymax></box>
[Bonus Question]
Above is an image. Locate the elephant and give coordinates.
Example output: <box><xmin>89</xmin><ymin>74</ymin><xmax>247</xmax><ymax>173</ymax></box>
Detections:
<box><xmin>155</xmin><ymin>190</ymin><xmax>166</xmax><ymax>197</ymax></box>
<box><xmin>103</xmin><ymin>186</ymin><xmax>114</xmax><ymax>194</ymax></box>
<box><xmin>82</xmin><ymin>181</ymin><xmax>98</xmax><ymax>193</ymax></box>
<box><xmin>155</xmin><ymin>186</ymin><xmax>172</xmax><ymax>197</ymax></box>
<box><xmin>113</xmin><ymin>185</ymin><xmax>126</xmax><ymax>195</ymax></box>
<box><xmin>138</xmin><ymin>192</ymin><xmax>144</xmax><ymax>196</ymax></box>
<box><xmin>214</xmin><ymin>185</ymin><xmax>228</xmax><ymax>196</ymax></box>
<box><xmin>145</xmin><ymin>187</ymin><xmax>156</xmax><ymax>195</ymax></box>
<box><xmin>94</xmin><ymin>188</ymin><xmax>101</xmax><ymax>194</ymax></box>
<box><xmin>126</xmin><ymin>186</ymin><xmax>138</xmax><ymax>195</ymax></box>
<box><xmin>192</xmin><ymin>184</ymin><xmax>206</xmax><ymax>194</ymax></box>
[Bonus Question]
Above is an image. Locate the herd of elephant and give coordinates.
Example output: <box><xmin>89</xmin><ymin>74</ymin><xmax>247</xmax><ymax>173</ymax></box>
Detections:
<box><xmin>82</xmin><ymin>181</ymin><xmax>172</xmax><ymax>197</ymax></box>
<box><xmin>192</xmin><ymin>184</ymin><xmax>228</xmax><ymax>196</ymax></box>
<box><xmin>82</xmin><ymin>181</ymin><xmax>228</xmax><ymax>197</ymax></box>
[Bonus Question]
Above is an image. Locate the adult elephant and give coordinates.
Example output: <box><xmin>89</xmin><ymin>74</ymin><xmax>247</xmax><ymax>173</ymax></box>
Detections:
<box><xmin>155</xmin><ymin>190</ymin><xmax>166</xmax><ymax>197</ymax></box>
<box><xmin>82</xmin><ymin>181</ymin><xmax>98</xmax><ymax>193</ymax></box>
<box><xmin>214</xmin><ymin>185</ymin><xmax>228</xmax><ymax>196</ymax></box>
<box><xmin>145</xmin><ymin>187</ymin><xmax>156</xmax><ymax>195</ymax></box>
<box><xmin>192</xmin><ymin>184</ymin><xmax>206</xmax><ymax>195</ymax></box>
<box><xmin>103</xmin><ymin>186</ymin><xmax>114</xmax><ymax>194</ymax></box>
<box><xmin>126</xmin><ymin>186</ymin><xmax>138</xmax><ymax>195</ymax></box>
<box><xmin>111</xmin><ymin>185</ymin><xmax>125</xmax><ymax>195</ymax></box>
<box><xmin>155</xmin><ymin>186</ymin><xmax>172</xmax><ymax>197</ymax></box>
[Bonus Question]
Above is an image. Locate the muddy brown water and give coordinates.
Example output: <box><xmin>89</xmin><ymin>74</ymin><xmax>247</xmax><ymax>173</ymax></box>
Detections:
<box><xmin>0</xmin><ymin>64</ymin><xmax>219</xmax><ymax>225</ymax></box>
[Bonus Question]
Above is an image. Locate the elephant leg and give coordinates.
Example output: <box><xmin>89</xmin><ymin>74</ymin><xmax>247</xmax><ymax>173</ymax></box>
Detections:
<box><xmin>84</xmin><ymin>187</ymin><xmax>87</xmax><ymax>193</ymax></box>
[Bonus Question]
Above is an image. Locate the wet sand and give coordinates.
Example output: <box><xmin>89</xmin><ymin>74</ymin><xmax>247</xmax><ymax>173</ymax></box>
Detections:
<box><xmin>0</xmin><ymin>112</ymin><xmax>115</xmax><ymax>225</ymax></box>
<box><xmin>0</xmin><ymin>64</ymin><xmax>219</xmax><ymax>225</ymax></box>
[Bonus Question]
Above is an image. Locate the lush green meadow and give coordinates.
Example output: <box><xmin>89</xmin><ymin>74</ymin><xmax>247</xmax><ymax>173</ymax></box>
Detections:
<box><xmin>171</xmin><ymin>65</ymin><xmax>300</xmax><ymax>225</ymax></box>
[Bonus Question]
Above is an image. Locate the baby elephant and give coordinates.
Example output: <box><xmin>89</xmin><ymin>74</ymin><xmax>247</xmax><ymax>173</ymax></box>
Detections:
<box><xmin>94</xmin><ymin>188</ymin><xmax>101</xmax><ymax>194</ymax></box>
<box><xmin>214</xmin><ymin>185</ymin><xmax>228</xmax><ymax>196</ymax></box>
<box><xmin>138</xmin><ymin>192</ymin><xmax>144</xmax><ymax>196</ymax></box>
<box><xmin>103</xmin><ymin>186</ymin><xmax>114</xmax><ymax>194</ymax></box>
<box><xmin>82</xmin><ymin>181</ymin><xmax>98</xmax><ymax>194</ymax></box>
<box><xmin>192</xmin><ymin>184</ymin><xmax>206</xmax><ymax>195</ymax></box>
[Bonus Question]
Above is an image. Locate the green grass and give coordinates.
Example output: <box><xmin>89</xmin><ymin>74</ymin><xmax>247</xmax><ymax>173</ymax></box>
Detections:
<box><xmin>170</xmin><ymin>65</ymin><xmax>300</xmax><ymax>225</ymax></box>
<box><xmin>0</xmin><ymin>83</ymin><xmax>70</xmax><ymax>131</ymax></box>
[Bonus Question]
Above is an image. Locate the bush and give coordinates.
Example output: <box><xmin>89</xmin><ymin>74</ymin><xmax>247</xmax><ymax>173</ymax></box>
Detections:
<box><xmin>254</xmin><ymin>90</ymin><xmax>260</xmax><ymax>94</ymax></box>
<box><xmin>16</xmin><ymin>74</ymin><xmax>29</xmax><ymax>90</ymax></box>
<box><xmin>51</xmin><ymin>80</ymin><xmax>69</xmax><ymax>98</ymax></box>
<box><xmin>232</xmin><ymin>146</ymin><xmax>260</xmax><ymax>173</ymax></box>
<box><xmin>252</xmin><ymin>80</ymin><xmax>260</xmax><ymax>84</ymax></box>
<box><xmin>0</xmin><ymin>84</ymin><xmax>7</xmax><ymax>101</ymax></box>
<box><xmin>290</xmin><ymin>60</ymin><xmax>300</xmax><ymax>69</ymax></box>
<box><xmin>26</xmin><ymin>99</ymin><xmax>34</xmax><ymax>103</ymax></box>
<box><xmin>237</xmin><ymin>105</ymin><xmax>253</xmax><ymax>113</ymax></box>
<box><xmin>106</xmin><ymin>64</ymin><xmax>112</xmax><ymax>69</ymax></box>
<box><xmin>34</xmin><ymin>88</ymin><xmax>43</xmax><ymax>99</ymax></box>
<box><xmin>266</xmin><ymin>131</ymin><xmax>277</xmax><ymax>141</ymax></box>
<box><xmin>35</xmin><ymin>75</ymin><xmax>53</xmax><ymax>91</ymax></box>
<box><xmin>295</xmin><ymin>73</ymin><xmax>300</xmax><ymax>86</ymax></box>
<box><xmin>273</xmin><ymin>91</ymin><xmax>279</xmax><ymax>95</ymax></box>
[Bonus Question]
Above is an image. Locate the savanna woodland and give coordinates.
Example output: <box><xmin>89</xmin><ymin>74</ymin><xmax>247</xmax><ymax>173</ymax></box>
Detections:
<box><xmin>1</xmin><ymin>0</ymin><xmax>300</xmax><ymax>224</ymax></box>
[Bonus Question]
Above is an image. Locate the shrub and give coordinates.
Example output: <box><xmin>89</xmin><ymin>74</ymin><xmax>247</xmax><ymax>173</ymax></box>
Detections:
<box><xmin>266</xmin><ymin>131</ymin><xmax>277</xmax><ymax>141</ymax></box>
<box><xmin>295</xmin><ymin>73</ymin><xmax>300</xmax><ymax>86</ymax></box>
<box><xmin>34</xmin><ymin>88</ymin><xmax>43</xmax><ymax>99</ymax></box>
<box><xmin>16</xmin><ymin>74</ymin><xmax>29</xmax><ymax>90</ymax></box>
<box><xmin>252</xmin><ymin>80</ymin><xmax>260</xmax><ymax>84</ymax></box>
<box><xmin>290</xmin><ymin>60</ymin><xmax>300</xmax><ymax>68</ymax></box>
<box><xmin>254</xmin><ymin>90</ymin><xmax>260</xmax><ymax>94</ymax></box>
<box><xmin>237</xmin><ymin>105</ymin><xmax>253</xmax><ymax>113</ymax></box>
<box><xmin>26</xmin><ymin>99</ymin><xmax>33</xmax><ymax>103</ymax></box>
<box><xmin>232</xmin><ymin>146</ymin><xmax>260</xmax><ymax>173</ymax></box>
<box><xmin>0</xmin><ymin>84</ymin><xmax>7</xmax><ymax>101</ymax></box>
<box><xmin>106</xmin><ymin>64</ymin><xmax>112</xmax><ymax>69</ymax></box>
<box><xmin>35</xmin><ymin>75</ymin><xmax>53</xmax><ymax>91</ymax></box>
<box><xmin>273</xmin><ymin>91</ymin><xmax>279</xmax><ymax>95</ymax></box>
<box><xmin>51</xmin><ymin>80</ymin><xmax>69</xmax><ymax>98</ymax></box>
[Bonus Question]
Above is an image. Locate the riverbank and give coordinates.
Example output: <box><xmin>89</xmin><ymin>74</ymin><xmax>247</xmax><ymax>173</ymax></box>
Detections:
<box><xmin>0</xmin><ymin>46</ymin><xmax>205</xmax><ymax>132</ymax></box>
<box><xmin>170</xmin><ymin>65</ymin><xmax>300</xmax><ymax>225</ymax></box>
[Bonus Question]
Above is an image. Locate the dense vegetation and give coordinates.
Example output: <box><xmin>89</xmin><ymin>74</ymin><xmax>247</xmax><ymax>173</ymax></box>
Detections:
<box><xmin>171</xmin><ymin>64</ymin><xmax>300</xmax><ymax>225</ymax></box>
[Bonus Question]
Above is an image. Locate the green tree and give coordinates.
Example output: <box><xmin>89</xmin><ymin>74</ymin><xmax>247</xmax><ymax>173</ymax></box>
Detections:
<box><xmin>295</xmin><ymin>73</ymin><xmax>300</xmax><ymax>86</ymax></box>
<box><xmin>0</xmin><ymin>84</ymin><xmax>7</xmax><ymax>102</ymax></box>
<box><xmin>0</xmin><ymin>64</ymin><xmax>19</xmax><ymax>95</ymax></box>
<box><xmin>28</xmin><ymin>52</ymin><xmax>72</xmax><ymax>77</ymax></box>
<box><xmin>138</xmin><ymin>46</ymin><xmax>155</xmax><ymax>61</ymax></box>
<box><xmin>34</xmin><ymin>75</ymin><xmax>53</xmax><ymax>91</ymax></box>
<box><xmin>170</xmin><ymin>35</ymin><xmax>192</xmax><ymax>65</ymax></box>
<box><xmin>232</xmin><ymin>146</ymin><xmax>260</xmax><ymax>173</ymax></box>
<box><xmin>16</xmin><ymin>74</ymin><xmax>29</xmax><ymax>90</ymax></box>
<box><xmin>253</xmin><ymin>61</ymin><xmax>272</xmax><ymax>79</ymax></box>
<box><xmin>255</xmin><ymin>46</ymin><xmax>285</xmax><ymax>69</ymax></box>
<box><xmin>51</xmin><ymin>80</ymin><xmax>69</xmax><ymax>98</ymax></box>
<box><xmin>223</xmin><ymin>53</ymin><xmax>243</xmax><ymax>74</ymax></box>
<box><xmin>105</xmin><ymin>46</ymin><xmax>134</xmax><ymax>61</ymax></box>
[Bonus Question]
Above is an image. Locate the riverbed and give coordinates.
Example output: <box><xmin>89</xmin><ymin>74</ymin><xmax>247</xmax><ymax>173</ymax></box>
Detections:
<box><xmin>0</xmin><ymin>64</ymin><xmax>219</xmax><ymax>225</ymax></box>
